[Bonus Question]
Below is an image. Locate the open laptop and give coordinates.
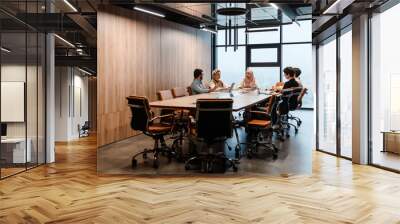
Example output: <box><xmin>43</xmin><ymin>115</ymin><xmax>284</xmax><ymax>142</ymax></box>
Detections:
<box><xmin>229</xmin><ymin>83</ymin><xmax>235</xmax><ymax>97</ymax></box>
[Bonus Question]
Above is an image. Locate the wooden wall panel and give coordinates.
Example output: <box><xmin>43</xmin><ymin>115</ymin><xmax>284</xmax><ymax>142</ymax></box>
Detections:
<box><xmin>97</xmin><ymin>6</ymin><xmax>212</xmax><ymax>147</ymax></box>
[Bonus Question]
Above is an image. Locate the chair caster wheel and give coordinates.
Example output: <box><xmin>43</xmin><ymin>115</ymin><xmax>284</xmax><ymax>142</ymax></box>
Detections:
<box><xmin>295</xmin><ymin>129</ymin><xmax>298</xmax><ymax>134</ymax></box>
<box><xmin>273</xmin><ymin>154</ymin><xmax>278</xmax><ymax>160</ymax></box>
<box><xmin>132</xmin><ymin>158</ymin><xmax>138</xmax><ymax>169</ymax></box>
<box><xmin>286</xmin><ymin>134</ymin><xmax>290</xmax><ymax>138</ymax></box>
<box><xmin>153</xmin><ymin>160</ymin><xmax>159</xmax><ymax>169</ymax></box>
<box><xmin>233</xmin><ymin>166</ymin><xmax>238</xmax><ymax>172</ymax></box>
<box><xmin>246</xmin><ymin>153</ymin><xmax>253</xmax><ymax>159</ymax></box>
<box><xmin>274</xmin><ymin>147</ymin><xmax>279</xmax><ymax>153</ymax></box>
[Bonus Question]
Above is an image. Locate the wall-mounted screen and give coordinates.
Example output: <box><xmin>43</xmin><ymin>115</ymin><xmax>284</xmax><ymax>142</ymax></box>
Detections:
<box><xmin>1</xmin><ymin>81</ymin><xmax>25</xmax><ymax>122</ymax></box>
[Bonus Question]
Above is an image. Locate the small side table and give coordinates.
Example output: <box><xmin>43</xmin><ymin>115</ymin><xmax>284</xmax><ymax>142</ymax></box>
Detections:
<box><xmin>381</xmin><ymin>131</ymin><xmax>400</xmax><ymax>154</ymax></box>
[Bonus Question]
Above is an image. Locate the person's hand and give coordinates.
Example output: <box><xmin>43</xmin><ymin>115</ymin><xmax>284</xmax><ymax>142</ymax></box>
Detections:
<box><xmin>209</xmin><ymin>86</ymin><xmax>218</xmax><ymax>92</ymax></box>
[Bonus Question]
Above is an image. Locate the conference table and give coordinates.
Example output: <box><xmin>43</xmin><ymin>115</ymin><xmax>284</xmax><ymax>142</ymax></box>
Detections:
<box><xmin>150</xmin><ymin>89</ymin><xmax>272</xmax><ymax>111</ymax></box>
<box><xmin>150</xmin><ymin>89</ymin><xmax>272</xmax><ymax>159</ymax></box>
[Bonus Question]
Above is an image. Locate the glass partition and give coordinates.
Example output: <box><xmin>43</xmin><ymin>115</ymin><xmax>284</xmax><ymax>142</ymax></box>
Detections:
<box><xmin>317</xmin><ymin>36</ymin><xmax>337</xmax><ymax>154</ymax></box>
<box><xmin>370</xmin><ymin>3</ymin><xmax>400</xmax><ymax>171</ymax></box>
<box><xmin>0</xmin><ymin>2</ymin><xmax>46</xmax><ymax>179</ymax></box>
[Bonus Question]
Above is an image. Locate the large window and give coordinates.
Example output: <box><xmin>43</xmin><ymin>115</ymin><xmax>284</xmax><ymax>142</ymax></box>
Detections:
<box><xmin>216</xmin><ymin>19</ymin><xmax>313</xmax><ymax>110</ymax></box>
<box><xmin>370</xmin><ymin>3</ymin><xmax>400</xmax><ymax>171</ymax></box>
<box><xmin>317</xmin><ymin>37</ymin><xmax>337</xmax><ymax>155</ymax></box>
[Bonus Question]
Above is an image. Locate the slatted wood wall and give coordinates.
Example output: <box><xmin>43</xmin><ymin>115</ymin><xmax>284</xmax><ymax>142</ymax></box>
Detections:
<box><xmin>97</xmin><ymin>5</ymin><xmax>212</xmax><ymax>147</ymax></box>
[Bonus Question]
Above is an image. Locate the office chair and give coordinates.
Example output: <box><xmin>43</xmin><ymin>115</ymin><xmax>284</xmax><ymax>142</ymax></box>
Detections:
<box><xmin>276</xmin><ymin>88</ymin><xmax>302</xmax><ymax>138</ymax></box>
<box><xmin>185</xmin><ymin>99</ymin><xmax>237</xmax><ymax>173</ymax></box>
<box><xmin>288</xmin><ymin>88</ymin><xmax>308</xmax><ymax>127</ymax></box>
<box><xmin>158</xmin><ymin>89</ymin><xmax>189</xmax><ymax>161</ymax></box>
<box><xmin>78</xmin><ymin>121</ymin><xmax>90</xmax><ymax>138</ymax></box>
<box><xmin>171</xmin><ymin>87</ymin><xmax>189</xmax><ymax>98</ymax></box>
<box><xmin>187</xmin><ymin>86</ymin><xmax>193</xmax><ymax>96</ymax></box>
<box><xmin>237</xmin><ymin>95</ymin><xmax>279</xmax><ymax>159</ymax></box>
<box><xmin>127</xmin><ymin>96</ymin><xmax>176</xmax><ymax>169</ymax></box>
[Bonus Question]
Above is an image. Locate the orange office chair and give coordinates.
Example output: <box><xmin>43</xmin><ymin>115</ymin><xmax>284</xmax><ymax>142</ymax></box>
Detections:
<box><xmin>127</xmin><ymin>96</ymin><xmax>176</xmax><ymax>169</ymax></box>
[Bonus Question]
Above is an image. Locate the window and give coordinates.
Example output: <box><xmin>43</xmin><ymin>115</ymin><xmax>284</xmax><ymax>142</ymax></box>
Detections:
<box><xmin>282</xmin><ymin>44</ymin><xmax>313</xmax><ymax>108</ymax></box>
<box><xmin>370</xmin><ymin>3</ymin><xmax>400</xmax><ymax>171</ymax></box>
<box><xmin>250</xmin><ymin>48</ymin><xmax>278</xmax><ymax>63</ymax></box>
<box><xmin>247</xmin><ymin>27</ymin><xmax>280</xmax><ymax>44</ymax></box>
<box><xmin>217</xmin><ymin>28</ymin><xmax>246</xmax><ymax>46</ymax></box>
<box><xmin>282</xmin><ymin>20</ymin><xmax>312</xmax><ymax>43</ymax></box>
<box><xmin>217</xmin><ymin>47</ymin><xmax>246</xmax><ymax>86</ymax></box>
<box><xmin>247</xmin><ymin>45</ymin><xmax>280</xmax><ymax>67</ymax></box>
<box><xmin>339</xmin><ymin>29</ymin><xmax>352</xmax><ymax>158</ymax></box>
<box><xmin>317</xmin><ymin>37</ymin><xmax>337</xmax><ymax>155</ymax></box>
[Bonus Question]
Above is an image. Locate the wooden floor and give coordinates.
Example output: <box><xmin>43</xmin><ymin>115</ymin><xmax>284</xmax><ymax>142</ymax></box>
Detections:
<box><xmin>1</xmin><ymin>135</ymin><xmax>400</xmax><ymax>223</ymax></box>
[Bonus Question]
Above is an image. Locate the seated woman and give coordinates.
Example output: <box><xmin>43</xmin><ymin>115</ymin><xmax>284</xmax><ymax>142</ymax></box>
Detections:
<box><xmin>208</xmin><ymin>69</ymin><xmax>228</xmax><ymax>90</ymax></box>
<box><xmin>240</xmin><ymin>68</ymin><xmax>257</xmax><ymax>89</ymax></box>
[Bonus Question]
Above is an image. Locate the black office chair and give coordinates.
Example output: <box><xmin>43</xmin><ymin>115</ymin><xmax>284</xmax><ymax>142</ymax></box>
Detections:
<box><xmin>276</xmin><ymin>87</ymin><xmax>302</xmax><ymax>137</ymax></box>
<box><xmin>78</xmin><ymin>121</ymin><xmax>90</xmax><ymax>138</ymax></box>
<box><xmin>127</xmin><ymin>96</ymin><xmax>176</xmax><ymax>169</ymax></box>
<box><xmin>288</xmin><ymin>88</ymin><xmax>308</xmax><ymax>128</ymax></box>
<box><xmin>237</xmin><ymin>94</ymin><xmax>279</xmax><ymax>159</ymax></box>
<box><xmin>185</xmin><ymin>99</ymin><xmax>237</xmax><ymax>173</ymax></box>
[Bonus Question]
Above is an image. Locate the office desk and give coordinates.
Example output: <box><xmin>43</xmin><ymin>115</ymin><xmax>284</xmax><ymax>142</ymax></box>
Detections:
<box><xmin>1</xmin><ymin>138</ymin><xmax>32</xmax><ymax>164</ymax></box>
<box><xmin>150</xmin><ymin>90</ymin><xmax>271</xmax><ymax>111</ymax></box>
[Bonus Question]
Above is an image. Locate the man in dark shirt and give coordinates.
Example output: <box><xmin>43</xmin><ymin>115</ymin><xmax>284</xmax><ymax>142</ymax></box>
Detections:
<box><xmin>282</xmin><ymin>67</ymin><xmax>299</xmax><ymax>89</ymax></box>
<box><xmin>271</xmin><ymin>67</ymin><xmax>299</xmax><ymax>127</ymax></box>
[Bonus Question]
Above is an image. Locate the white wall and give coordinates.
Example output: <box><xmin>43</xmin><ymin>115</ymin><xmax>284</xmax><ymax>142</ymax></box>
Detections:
<box><xmin>55</xmin><ymin>67</ymin><xmax>89</xmax><ymax>141</ymax></box>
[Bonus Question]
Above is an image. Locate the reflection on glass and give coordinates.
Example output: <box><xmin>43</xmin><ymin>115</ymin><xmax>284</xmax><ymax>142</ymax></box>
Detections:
<box><xmin>339</xmin><ymin>30</ymin><xmax>352</xmax><ymax>158</ymax></box>
<box><xmin>217</xmin><ymin>47</ymin><xmax>246</xmax><ymax>86</ymax></box>
<box><xmin>371</xmin><ymin>3</ymin><xmax>400</xmax><ymax>171</ymax></box>
<box><xmin>282</xmin><ymin>44</ymin><xmax>313</xmax><ymax>108</ymax></box>
<box><xmin>318</xmin><ymin>38</ymin><xmax>337</xmax><ymax>154</ymax></box>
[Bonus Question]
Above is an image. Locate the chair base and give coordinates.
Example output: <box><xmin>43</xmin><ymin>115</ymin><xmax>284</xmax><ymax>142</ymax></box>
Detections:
<box><xmin>131</xmin><ymin>135</ymin><xmax>176</xmax><ymax>169</ymax></box>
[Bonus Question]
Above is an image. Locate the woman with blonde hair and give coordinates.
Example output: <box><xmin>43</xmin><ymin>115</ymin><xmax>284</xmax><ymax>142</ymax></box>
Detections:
<box><xmin>240</xmin><ymin>68</ymin><xmax>257</xmax><ymax>89</ymax></box>
<box><xmin>208</xmin><ymin>69</ymin><xmax>227</xmax><ymax>89</ymax></box>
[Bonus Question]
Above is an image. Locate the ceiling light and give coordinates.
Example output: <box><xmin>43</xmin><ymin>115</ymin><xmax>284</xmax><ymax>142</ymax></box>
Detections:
<box><xmin>78</xmin><ymin>67</ymin><xmax>93</xmax><ymax>76</ymax></box>
<box><xmin>54</xmin><ymin>34</ymin><xmax>75</xmax><ymax>48</ymax></box>
<box><xmin>63</xmin><ymin>0</ymin><xmax>78</xmax><ymax>12</ymax></box>
<box><xmin>246</xmin><ymin>27</ymin><xmax>279</xmax><ymax>32</ymax></box>
<box><xmin>1</xmin><ymin>47</ymin><xmax>11</xmax><ymax>53</ymax></box>
<box><xmin>133</xmin><ymin>6</ymin><xmax>165</xmax><ymax>18</ymax></box>
<box><xmin>201</xmin><ymin>28</ymin><xmax>217</xmax><ymax>34</ymax></box>
<box><xmin>270</xmin><ymin>3</ymin><xmax>279</xmax><ymax>10</ymax></box>
<box><xmin>323</xmin><ymin>0</ymin><xmax>344</xmax><ymax>14</ymax></box>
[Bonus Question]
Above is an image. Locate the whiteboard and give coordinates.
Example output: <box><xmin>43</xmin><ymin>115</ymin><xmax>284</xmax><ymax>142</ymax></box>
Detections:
<box><xmin>1</xmin><ymin>82</ymin><xmax>25</xmax><ymax>122</ymax></box>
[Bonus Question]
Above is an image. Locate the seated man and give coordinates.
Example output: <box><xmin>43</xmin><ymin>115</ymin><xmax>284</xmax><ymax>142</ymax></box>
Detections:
<box><xmin>271</xmin><ymin>67</ymin><xmax>299</xmax><ymax>127</ymax></box>
<box><xmin>191</xmin><ymin>68</ymin><xmax>217</xmax><ymax>95</ymax></box>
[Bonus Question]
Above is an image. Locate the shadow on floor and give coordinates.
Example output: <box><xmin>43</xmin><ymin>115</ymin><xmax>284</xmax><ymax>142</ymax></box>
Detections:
<box><xmin>97</xmin><ymin>111</ymin><xmax>314</xmax><ymax>176</ymax></box>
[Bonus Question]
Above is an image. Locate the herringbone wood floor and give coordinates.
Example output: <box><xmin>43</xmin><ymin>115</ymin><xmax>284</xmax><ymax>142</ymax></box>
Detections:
<box><xmin>1</xmin><ymin>135</ymin><xmax>400</xmax><ymax>224</ymax></box>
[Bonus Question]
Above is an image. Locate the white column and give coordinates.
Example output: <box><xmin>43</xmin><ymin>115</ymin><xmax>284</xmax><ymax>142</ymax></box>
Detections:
<box><xmin>352</xmin><ymin>14</ymin><xmax>369</xmax><ymax>164</ymax></box>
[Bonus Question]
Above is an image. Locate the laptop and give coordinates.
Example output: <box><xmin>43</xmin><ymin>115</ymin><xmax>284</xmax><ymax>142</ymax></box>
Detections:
<box><xmin>229</xmin><ymin>83</ymin><xmax>235</xmax><ymax>97</ymax></box>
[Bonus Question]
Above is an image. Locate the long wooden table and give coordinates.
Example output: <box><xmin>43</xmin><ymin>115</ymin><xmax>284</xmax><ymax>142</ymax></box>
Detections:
<box><xmin>150</xmin><ymin>90</ymin><xmax>272</xmax><ymax>111</ymax></box>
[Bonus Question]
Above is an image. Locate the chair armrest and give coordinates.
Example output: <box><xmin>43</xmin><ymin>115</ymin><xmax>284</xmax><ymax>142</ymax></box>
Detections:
<box><xmin>249</xmin><ymin>110</ymin><xmax>271</xmax><ymax>120</ymax></box>
<box><xmin>149</xmin><ymin>114</ymin><xmax>175</xmax><ymax>123</ymax></box>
